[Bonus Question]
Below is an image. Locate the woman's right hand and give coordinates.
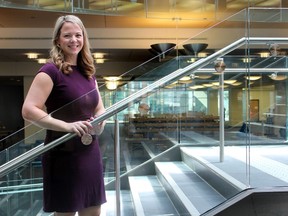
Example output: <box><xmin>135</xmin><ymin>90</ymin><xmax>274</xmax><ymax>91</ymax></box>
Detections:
<box><xmin>67</xmin><ymin>121</ymin><xmax>93</xmax><ymax>137</ymax></box>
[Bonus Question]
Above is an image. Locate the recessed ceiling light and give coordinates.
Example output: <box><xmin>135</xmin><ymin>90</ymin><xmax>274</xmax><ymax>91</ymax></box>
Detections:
<box><xmin>26</xmin><ymin>53</ymin><xmax>38</xmax><ymax>59</ymax></box>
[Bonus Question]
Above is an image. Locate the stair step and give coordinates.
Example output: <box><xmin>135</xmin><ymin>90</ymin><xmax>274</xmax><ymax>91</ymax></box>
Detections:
<box><xmin>103</xmin><ymin>190</ymin><xmax>135</xmax><ymax>216</ymax></box>
<box><xmin>155</xmin><ymin>161</ymin><xmax>226</xmax><ymax>215</ymax></box>
<box><xmin>181</xmin><ymin>147</ymin><xmax>246</xmax><ymax>198</ymax></box>
<box><xmin>181</xmin><ymin>146</ymin><xmax>288</xmax><ymax>188</ymax></box>
<box><xmin>27</xmin><ymin>199</ymin><xmax>42</xmax><ymax>215</ymax></box>
<box><xmin>129</xmin><ymin>175</ymin><xmax>179</xmax><ymax>216</ymax></box>
<box><xmin>14</xmin><ymin>210</ymin><xmax>28</xmax><ymax>216</ymax></box>
<box><xmin>36</xmin><ymin>209</ymin><xmax>54</xmax><ymax>216</ymax></box>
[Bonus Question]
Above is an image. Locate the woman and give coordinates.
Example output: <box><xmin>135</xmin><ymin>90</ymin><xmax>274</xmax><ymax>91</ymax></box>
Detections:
<box><xmin>22</xmin><ymin>15</ymin><xmax>106</xmax><ymax>216</ymax></box>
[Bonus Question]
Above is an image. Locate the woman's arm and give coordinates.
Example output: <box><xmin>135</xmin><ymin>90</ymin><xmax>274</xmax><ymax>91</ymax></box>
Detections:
<box><xmin>22</xmin><ymin>72</ymin><xmax>92</xmax><ymax>137</ymax></box>
<box><xmin>91</xmin><ymin>80</ymin><xmax>106</xmax><ymax>135</ymax></box>
<box><xmin>94</xmin><ymin>80</ymin><xmax>106</xmax><ymax>116</ymax></box>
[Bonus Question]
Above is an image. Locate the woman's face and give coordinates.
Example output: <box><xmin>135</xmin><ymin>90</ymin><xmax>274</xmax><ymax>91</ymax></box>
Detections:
<box><xmin>57</xmin><ymin>22</ymin><xmax>84</xmax><ymax>63</ymax></box>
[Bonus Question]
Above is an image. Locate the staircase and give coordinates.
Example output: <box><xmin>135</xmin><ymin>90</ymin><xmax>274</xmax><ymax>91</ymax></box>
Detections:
<box><xmin>102</xmin><ymin>140</ymin><xmax>288</xmax><ymax>216</ymax></box>
<box><xmin>103</xmin><ymin>140</ymin><xmax>243</xmax><ymax>216</ymax></box>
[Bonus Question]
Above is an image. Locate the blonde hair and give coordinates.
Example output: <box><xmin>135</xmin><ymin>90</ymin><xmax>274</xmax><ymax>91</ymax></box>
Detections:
<box><xmin>50</xmin><ymin>15</ymin><xmax>95</xmax><ymax>78</ymax></box>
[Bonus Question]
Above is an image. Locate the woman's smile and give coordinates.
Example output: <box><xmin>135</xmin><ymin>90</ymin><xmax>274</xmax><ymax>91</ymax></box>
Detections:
<box><xmin>58</xmin><ymin>22</ymin><xmax>84</xmax><ymax>64</ymax></box>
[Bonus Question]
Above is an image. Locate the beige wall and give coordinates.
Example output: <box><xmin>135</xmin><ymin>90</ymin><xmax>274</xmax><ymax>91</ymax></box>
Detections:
<box><xmin>208</xmin><ymin>85</ymin><xmax>277</xmax><ymax>128</ymax></box>
<box><xmin>207</xmin><ymin>90</ymin><xmax>218</xmax><ymax>116</ymax></box>
<box><xmin>250</xmin><ymin>85</ymin><xmax>275</xmax><ymax>122</ymax></box>
<box><xmin>229</xmin><ymin>88</ymin><xmax>244</xmax><ymax>126</ymax></box>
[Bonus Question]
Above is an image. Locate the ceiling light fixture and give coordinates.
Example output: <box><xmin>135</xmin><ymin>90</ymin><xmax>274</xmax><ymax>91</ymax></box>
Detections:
<box><xmin>202</xmin><ymin>83</ymin><xmax>213</xmax><ymax>87</ymax></box>
<box><xmin>95</xmin><ymin>59</ymin><xmax>105</xmax><ymax>64</ymax></box>
<box><xmin>103</xmin><ymin>76</ymin><xmax>121</xmax><ymax>81</ymax></box>
<box><xmin>26</xmin><ymin>53</ymin><xmax>38</xmax><ymax>59</ymax></box>
<box><xmin>212</xmin><ymin>82</ymin><xmax>220</xmax><ymax>86</ymax></box>
<box><xmin>268</xmin><ymin>72</ymin><xmax>287</xmax><ymax>81</ymax></box>
<box><xmin>93</xmin><ymin>52</ymin><xmax>106</xmax><ymax>64</ymax></box>
<box><xmin>244</xmin><ymin>75</ymin><xmax>261</xmax><ymax>81</ymax></box>
<box><xmin>178</xmin><ymin>76</ymin><xmax>192</xmax><ymax>84</ymax></box>
<box><xmin>150</xmin><ymin>43</ymin><xmax>176</xmax><ymax>62</ymax></box>
<box><xmin>179</xmin><ymin>76</ymin><xmax>191</xmax><ymax>81</ymax></box>
<box><xmin>93</xmin><ymin>53</ymin><xmax>104</xmax><ymax>59</ymax></box>
<box><xmin>197</xmin><ymin>75</ymin><xmax>212</xmax><ymax>79</ymax></box>
<box><xmin>105</xmin><ymin>81</ymin><xmax>118</xmax><ymax>90</ymax></box>
<box><xmin>231</xmin><ymin>82</ymin><xmax>242</xmax><ymax>86</ymax></box>
<box><xmin>224</xmin><ymin>80</ymin><xmax>237</xmax><ymax>84</ymax></box>
<box><xmin>189</xmin><ymin>85</ymin><xmax>204</xmax><ymax>90</ymax></box>
<box><xmin>37</xmin><ymin>58</ymin><xmax>47</xmax><ymax>64</ymax></box>
<box><xmin>183</xmin><ymin>43</ymin><xmax>208</xmax><ymax>57</ymax></box>
<box><xmin>211</xmin><ymin>85</ymin><xmax>229</xmax><ymax>89</ymax></box>
<box><xmin>242</xmin><ymin>58</ymin><xmax>251</xmax><ymax>63</ymax></box>
<box><xmin>103</xmin><ymin>76</ymin><xmax>121</xmax><ymax>90</ymax></box>
<box><xmin>198</xmin><ymin>53</ymin><xmax>208</xmax><ymax>58</ymax></box>
<box><xmin>187</xmin><ymin>58</ymin><xmax>196</xmax><ymax>63</ymax></box>
<box><xmin>259</xmin><ymin>52</ymin><xmax>270</xmax><ymax>58</ymax></box>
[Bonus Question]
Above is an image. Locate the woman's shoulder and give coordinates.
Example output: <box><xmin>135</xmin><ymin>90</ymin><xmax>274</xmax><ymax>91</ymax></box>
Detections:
<box><xmin>38</xmin><ymin>62</ymin><xmax>58</xmax><ymax>73</ymax></box>
<box><xmin>38</xmin><ymin>62</ymin><xmax>61</xmax><ymax>82</ymax></box>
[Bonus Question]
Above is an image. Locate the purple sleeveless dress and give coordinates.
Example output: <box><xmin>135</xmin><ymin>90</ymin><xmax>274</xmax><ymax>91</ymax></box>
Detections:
<box><xmin>39</xmin><ymin>63</ymin><xmax>106</xmax><ymax>213</ymax></box>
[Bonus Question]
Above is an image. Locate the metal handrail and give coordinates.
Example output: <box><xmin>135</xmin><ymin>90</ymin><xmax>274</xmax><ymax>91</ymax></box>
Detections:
<box><xmin>0</xmin><ymin>37</ymin><xmax>288</xmax><ymax>178</ymax></box>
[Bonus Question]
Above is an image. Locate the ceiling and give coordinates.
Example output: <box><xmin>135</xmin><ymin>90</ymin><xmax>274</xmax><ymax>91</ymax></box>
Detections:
<box><xmin>0</xmin><ymin>0</ymin><xmax>286</xmax><ymax>84</ymax></box>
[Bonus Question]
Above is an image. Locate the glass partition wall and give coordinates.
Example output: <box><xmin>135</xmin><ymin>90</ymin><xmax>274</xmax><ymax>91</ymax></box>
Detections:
<box><xmin>1</xmin><ymin>7</ymin><xmax>288</xmax><ymax>216</ymax></box>
<box><xmin>100</xmin><ymin>8</ymin><xmax>288</xmax><ymax>215</ymax></box>
<box><xmin>245</xmin><ymin>8</ymin><xmax>288</xmax><ymax>189</ymax></box>
<box><xmin>0</xmin><ymin>0</ymin><xmax>283</xmax><ymax>18</ymax></box>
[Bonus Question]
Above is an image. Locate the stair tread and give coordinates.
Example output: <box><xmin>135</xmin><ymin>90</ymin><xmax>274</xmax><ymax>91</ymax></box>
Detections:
<box><xmin>36</xmin><ymin>209</ymin><xmax>54</xmax><ymax>216</ymax></box>
<box><xmin>14</xmin><ymin>210</ymin><xmax>28</xmax><ymax>216</ymax></box>
<box><xmin>181</xmin><ymin>146</ymin><xmax>288</xmax><ymax>187</ymax></box>
<box><xmin>129</xmin><ymin>175</ymin><xmax>179</xmax><ymax>216</ymax></box>
<box><xmin>103</xmin><ymin>190</ymin><xmax>134</xmax><ymax>216</ymax></box>
<box><xmin>155</xmin><ymin>161</ymin><xmax>226</xmax><ymax>214</ymax></box>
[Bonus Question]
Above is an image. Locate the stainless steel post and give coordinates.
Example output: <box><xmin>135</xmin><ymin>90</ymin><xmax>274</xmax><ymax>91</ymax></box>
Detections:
<box><xmin>215</xmin><ymin>58</ymin><xmax>225</xmax><ymax>162</ymax></box>
<box><xmin>114</xmin><ymin>119</ymin><xmax>121</xmax><ymax>216</ymax></box>
<box><xmin>219</xmin><ymin>70</ymin><xmax>225</xmax><ymax>162</ymax></box>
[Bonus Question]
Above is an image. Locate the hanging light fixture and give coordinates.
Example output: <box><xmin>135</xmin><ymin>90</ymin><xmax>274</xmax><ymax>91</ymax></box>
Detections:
<box><xmin>105</xmin><ymin>81</ymin><xmax>118</xmax><ymax>90</ymax></box>
<box><xmin>189</xmin><ymin>85</ymin><xmax>204</xmax><ymax>90</ymax></box>
<box><xmin>244</xmin><ymin>75</ymin><xmax>261</xmax><ymax>81</ymax></box>
<box><xmin>202</xmin><ymin>83</ymin><xmax>213</xmax><ymax>87</ymax></box>
<box><xmin>178</xmin><ymin>76</ymin><xmax>192</xmax><ymax>84</ymax></box>
<box><xmin>231</xmin><ymin>82</ymin><xmax>242</xmax><ymax>86</ymax></box>
<box><xmin>104</xmin><ymin>76</ymin><xmax>121</xmax><ymax>90</ymax></box>
<box><xmin>224</xmin><ymin>80</ymin><xmax>237</xmax><ymax>84</ymax></box>
<box><xmin>268</xmin><ymin>72</ymin><xmax>287</xmax><ymax>81</ymax></box>
<box><xmin>183</xmin><ymin>43</ymin><xmax>208</xmax><ymax>57</ymax></box>
<box><xmin>150</xmin><ymin>43</ymin><xmax>176</xmax><ymax>61</ymax></box>
<box><xmin>196</xmin><ymin>74</ymin><xmax>212</xmax><ymax>79</ymax></box>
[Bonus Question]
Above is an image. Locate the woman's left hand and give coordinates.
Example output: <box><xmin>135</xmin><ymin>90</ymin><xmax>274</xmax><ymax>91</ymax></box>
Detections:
<box><xmin>89</xmin><ymin>115</ymin><xmax>106</xmax><ymax>135</ymax></box>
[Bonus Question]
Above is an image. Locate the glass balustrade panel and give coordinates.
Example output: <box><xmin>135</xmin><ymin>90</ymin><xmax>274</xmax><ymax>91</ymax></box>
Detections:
<box><xmin>246</xmin><ymin>8</ymin><xmax>288</xmax><ymax>188</ymax></box>
<box><xmin>0</xmin><ymin>160</ymin><xmax>43</xmax><ymax>215</ymax></box>
<box><xmin>0</xmin><ymin>1</ymin><xmax>281</xmax><ymax>18</ymax></box>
